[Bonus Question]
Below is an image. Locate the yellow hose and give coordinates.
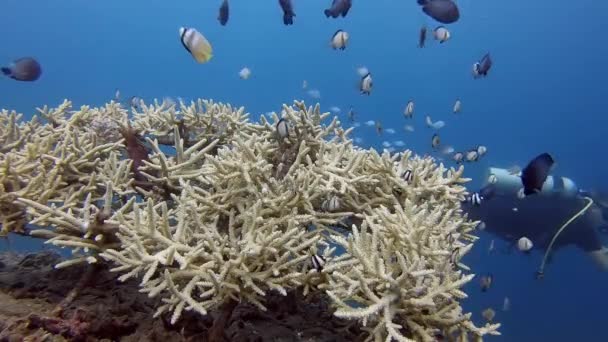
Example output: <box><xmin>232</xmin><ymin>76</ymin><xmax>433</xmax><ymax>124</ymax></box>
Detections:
<box><xmin>537</xmin><ymin>196</ymin><xmax>594</xmax><ymax>278</ymax></box>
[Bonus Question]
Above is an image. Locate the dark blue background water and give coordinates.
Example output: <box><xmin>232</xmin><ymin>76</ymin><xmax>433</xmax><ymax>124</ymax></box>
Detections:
<box><xmin>2</xmin><ymin>0</ymin><xmax>607</xmax><ymax>340</ymax></box>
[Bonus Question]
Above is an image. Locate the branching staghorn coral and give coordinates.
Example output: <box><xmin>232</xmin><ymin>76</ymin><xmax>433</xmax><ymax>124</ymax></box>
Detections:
<box><xmin>0</xmin><ymin>98</ymin><xmax>500</xmax><ymax>341</ymax></box>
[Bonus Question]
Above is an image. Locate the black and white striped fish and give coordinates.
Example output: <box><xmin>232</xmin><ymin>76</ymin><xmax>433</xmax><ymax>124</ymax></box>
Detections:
<box><xmin>311</xmin><ymin>254</ymin><xmax>326</xmax><ymax>272</ymax></box>
<box><xmin>466</xmin><ymin>184</ymin><xmax>496</xmax><ymax>206</ymax></box>
<box><xmin>401</xmin><ymin>169</ymin><xmax>413</xmax><ymax>183</ymax></box>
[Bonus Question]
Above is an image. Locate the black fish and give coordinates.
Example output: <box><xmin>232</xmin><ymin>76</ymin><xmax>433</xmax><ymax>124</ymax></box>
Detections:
<box><xmin>521</xmin><ymin>153</ymin><xmax>554</xmax><ymax>196</ymax></box>
<box><xmin>279</xmin><ymin>0</ymin><xmax>296</xmax><ymax>25</ymax></box>
<box><xmin>418</xmin><ymin>26</ymin><xmax>427</xmax><ymax>48</ymax></box>
<box><xmin>324</xmin><ymin>0</ymin><xmax>352</xmax><ymax>18</ymax></box>
<box><xmin>1</xmin><ymin>57</ymin><xmax>42</xmax><ymax>82</ymax></box>
<box><xmin>218</xmin><ymin>0</ymin><xmax>229</xmax><ymax>26</ymax></box>
<box><xmin>475</xmin><ymin>53</ymin><xmax>493</xmax><ymax>77</ymax></box>
<box><xmin>417</xmin><ymin>0</ymin><xmax>460</xmax><ymax>24</ymax></box>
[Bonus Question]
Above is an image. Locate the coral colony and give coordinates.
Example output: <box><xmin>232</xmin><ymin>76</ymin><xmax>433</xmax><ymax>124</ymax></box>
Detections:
<box><xmin>0</xmin><ymin>98</ymin><xmax>500</xmax><ymax>341</ymax></box>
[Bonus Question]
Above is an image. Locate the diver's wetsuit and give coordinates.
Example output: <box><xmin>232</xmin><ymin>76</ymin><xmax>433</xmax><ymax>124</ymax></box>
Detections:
<box><xmin>464</xmin><ymin>194</ymin><xmax>603</xmax><ymax>253</ymax></box>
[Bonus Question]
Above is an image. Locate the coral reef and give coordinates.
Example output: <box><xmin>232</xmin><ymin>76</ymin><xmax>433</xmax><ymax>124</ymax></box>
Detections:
<box><xmin>0</xmin><ymin>98</ymin><xmax>500</xmax><ymax>341</ymax></box>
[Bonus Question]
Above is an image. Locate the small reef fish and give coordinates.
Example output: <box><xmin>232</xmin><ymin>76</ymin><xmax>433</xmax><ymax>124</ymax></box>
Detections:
<box><xmin>467</xmin><ymin>184</ymin><xmax>496</xmax><ymax>206</ymax></box>
<box><xmin>302</xmin><ymin>80</ymin><xmax>308</xmax><ymax>89</ymax></box>
<box><xmin>521</xmin><ymin>152</ymin><xmax>554</xmax><ymax>196</ymax></box>
<box><xmin>330</xmin><ymin>29</ymin><xmax>349</xmax><ymax>50</ymax></box>
<box><xmin>311</xmin><ymin>254</ymin><xmax>326</xmax><ymax>271</ymax></box>
<box><xmin>487</xmin><ymin>173</ymin><xmax>498</xmax><ymax>184</ymax></box>
<box><xmin>480</xmin><ymin>273</ymin><xmax>493</xmax><ymax>292</ymax></box>
<box><xmin>129</xmin><ymin>96</ymin><xmax>143</xmax><ymax>110</ymax></box>
<box><xmin>452</xmin><ymin>152</ymin><xmax>464</xmax><ymax>164</ymax></box>
<box><xmin>279</xmin><ymin>0</ymin><xmax>296</xmax><ymax>25</ymax></box>
<box><xmin>114</xmin><ymin>88</ymin><xmax>121</xmax><ymax>102</ymax></box>
<box><xmin>329</xmin><ymin>106</ymin><xmax>341</xmax><ymax>113</ymax></box>
<box><xmin>365</xmin><ymin>120</ymin><xmax>375</xmax><ymax>127</ymax></box>
<box><xmin>418</xmin><ymin>26</ymin><xmax>427</xmax><ymax>48</ymax></box>
<box><xmin>426</xmin><ymin>115</ymin><xmax>445</xmax><ymax>130</ymax></box>
<box><xmin>477</xmin><ymin>145</ymin><xmax>487</xmax><ymax>157</ymax></box>
<box><xmin>433</xmin><ymin>26</ymin><xmax>450</xmax><ymax>43</ymax></box>
<box><xmin>375</xmin><ymin>121</ymin><xmax>383</xmax><ymax>135</ymax></box>
<box><xmin>385</xmin><ymin>128</ymin><xmax>396</xmax><ymax>134</ymax></box>
<box><xmin>488</xmin><ymin>239</ymin><xmax>495</xmax><ymax>254</ymax></box>
<box><xmin>322</xmin><ymin>195</ymin><xmax>340</xmax><ymax>212</ymax></box>
<box><xmin>307</xmin><ymin>89</ymin><xmax>321</xmax><ymax>99</ymax></box>
<box><xmin>360</xmin><ymin>72</ymin><xmax>372</xmax><ymax>95</ymax></box>
<box><xmin>473</xmin><ymin>53</ymin><xmax>492</xmax><ymax>79</ymax></box>
<box><xmin>477</xmin><ymin>221</ymin><xmax>486</xmax><ymax>231</ymax></box>
<box><xmin>218</xmin><ymin>0</ymin><xmax>229</xmax><ymax>26</ymax></box>
<box><xmin>239</xmin><ymin>67</ymin><xmax>251</xmax><ymax>80</ymax></box>
<box><xmin>324</xmin><ymin>0</ymin><xmax>352</xmax><ymax>18</ymax></box>
<box><xmin>417</xmin><ymin>0</ymin><xmax>460</xmax><ymax>24</ymax></box>
<box><xmin>394</xmin><ymin>140</ymin><xmax>405</xmax><ymax>147</ymax></box>
<box><xmin>482</xmin><ymin>308</ymin><xmax>496</xmax><ymax>322</ymax></box>
<box><xmin>453</xmin><ymin>99</ymin><xmax>461</xmax><ymax>113</ymax></box>
<box><xmin>276</xmin><ymin>118</ymin><xmax>289</xmax><ymax>139</ymax></box>
<box><xmin>347</xmin><ymin>107</ymin><xmax>355</xmax><ymax>121</ymax></box>
<box><xmin>404</xmin><ymin>100</ymin><xmax>414</xmax><ymax>118</ymax></box>
<box><xmin>431</xmin><ymin>134</ymin><xmax>440</xmax><ymax>149</ymax></box>
<box><xmin>465</xmin><ymin>150</ymin><xmax>478</xmax><ymax>162</ymax></box>
<box><xmin>503</xmin><ymin>297</ymin><xmax>511</xmax><ymax>312</ymax></box>
<box><xmin>383</xmin><ymin>141</ymin><xmax>392</xmax><ymax>148</ymax></box>
<box><xmin>404</xmin><ymin>125</ymin><xmax>415</xmax><ymax>132</ymax></box>
<box><xmin>402</xmin><ymin>169</ymin><xmax>413</xmax><ymax>183</ymax></box>
<box><xmin>440</xmin><ymin>145</ymin><xmax>454</xmax><ymax>155</ymax></box>
<box><xmin>1</xmin><ymin>57</ymin><xmax>42</xmax><ymax>82</ymax></box>
<box><xmin>517</xmin><ymin>236</ymin><xmax>533</xmax><ymax>252</ymax></box>
<box><xmin>179</xmin><ymin>27</ymin><xmax>213</xmax><ymax>63</ymax></box>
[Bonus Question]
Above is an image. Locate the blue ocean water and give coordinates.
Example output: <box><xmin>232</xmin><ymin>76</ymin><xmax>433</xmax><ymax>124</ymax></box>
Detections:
<box><xmin>1</xmin><ymin>0</ymin><xmax>607</xmax><ymax>340</ymax></box>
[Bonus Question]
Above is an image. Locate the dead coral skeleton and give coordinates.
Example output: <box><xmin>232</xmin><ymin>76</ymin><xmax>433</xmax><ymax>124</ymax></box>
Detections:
<box><xmin>0</xmin><ymin>98</ymin><xmax>500</xmax><ymax>341</ymax></box>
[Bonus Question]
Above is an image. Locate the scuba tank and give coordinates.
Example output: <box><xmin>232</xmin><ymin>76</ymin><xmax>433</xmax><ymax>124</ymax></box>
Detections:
<box><xmin>482</xmin><ymin>167</ymin><xmax>579</xmax><ymax>198</ymax></box>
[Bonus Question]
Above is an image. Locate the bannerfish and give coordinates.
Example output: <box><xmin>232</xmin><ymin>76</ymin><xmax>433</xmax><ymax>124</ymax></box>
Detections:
<box><xmin>324</xmin><ymin>0</ymin><xmax>352</xmax><ymax>18</ymax></box>
<box><xmin>521</xmin><ymin>152</ymin><xmax>554</xmax><ymax>196</ymax></box>
<box><xmin>360</xmin><ymin>72</ymin><xmax>372</xmax><ymax>95</ymax></box>
<box><xmin>1</xmin><ymin>57</ymin><xmax>42</xmax><ymax>82</ymax></box>
<box><xmin>218</xmin><ymin>0</ymin><xmax>229</xmax><ymax>26</ymax></box>
<box><xmin>433</xmin><ymin>26</ymin><xmax>450</xmax><ymax>43</ymax></box>
<box><xmin>473</xmin><ymin>53</ymin><xmax>493</xmax><ymax>78</ymax></box>
<box><xmin>331</xmin><ymin>30</ymin><xmax>349</xmax><ymax>50</ymax></box>
<box><xmin>279</xmin><ymin>0</ymin><xmax>296</xmax><ymax>25</ymax></box>
<box><xmin>179</xmin><ymin>27</ymin><xmax>213</xmax><ymax>63</ymax></box>
<box><xmin>418</xmin><ymin>26</ymin><xmax>427</xmax><ymax>48</ymax></box>
<box><xmin>404</xmin><ymin>100</ymin><xmax>414</xmax><ymax>118</ymax></box>
<box><xmin>417</xmin><ymin>0</ymin><xmax>460</xmax><ymax>24</ymax></box>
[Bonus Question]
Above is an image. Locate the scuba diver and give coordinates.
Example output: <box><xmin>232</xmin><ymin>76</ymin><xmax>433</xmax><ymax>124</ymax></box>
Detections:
<box><xmin>462</xmin><ymin>153</ymin><xmax>608</xmax><ymax>277</ymax></box>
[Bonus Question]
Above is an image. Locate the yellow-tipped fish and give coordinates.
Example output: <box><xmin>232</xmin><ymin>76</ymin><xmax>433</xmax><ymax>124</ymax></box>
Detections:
<box><xmin>179</xmin><ymin>27</ymin><xmax>213</xmax><ymax>63</ymax></box>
